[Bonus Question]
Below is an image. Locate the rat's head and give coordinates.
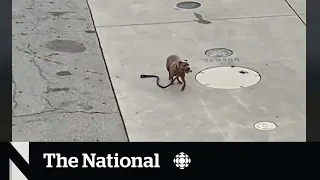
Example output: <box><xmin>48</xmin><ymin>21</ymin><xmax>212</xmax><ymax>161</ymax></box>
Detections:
<box><xmin>178</xmin><ymin>60</ymin><xmax>192</xmax><ymax>73</ymax></box>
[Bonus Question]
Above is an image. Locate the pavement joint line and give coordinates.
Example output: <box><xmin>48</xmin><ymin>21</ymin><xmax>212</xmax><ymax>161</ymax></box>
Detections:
<box><xmin>12</xmin><ymin>109</ymin><xmax>119</xmax><ymax>118</ymax></box>
<box><xmin>96</xmin><ymin>14</ymin><xmax>300</xmax><ymax>28</ymax></box>
<box><xmin>284</xmin><ymin>0</ymin><xmax>306</xmax><ymax>26</ymax></box>
<box><xmin>85</xmin><ymin>0</ymin><xmax>130</xmax><ymax>142</ymax></box>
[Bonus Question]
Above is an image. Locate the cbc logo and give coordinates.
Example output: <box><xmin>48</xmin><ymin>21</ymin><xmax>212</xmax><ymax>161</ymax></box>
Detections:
<box><xmin>173</xmin><ymin>152</ymin><xmax>191</xmax><ymax>169</ymax></box>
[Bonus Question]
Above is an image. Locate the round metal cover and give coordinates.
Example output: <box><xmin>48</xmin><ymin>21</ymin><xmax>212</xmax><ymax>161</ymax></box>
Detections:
<box><xmin>254</xmin><ymin>121</ymin><xmax>277</xmax><ymax>131</ymax></box>
<box><xmin>176</xmin><ymin>1</ymin><xmax>201</xmax><ymax>9</ymax></box>
<box><xmin>205</xmin><ymin>48</ymin><xmax>233</xmax><ymax>57</ymax></box>
<box><xmin>195</xmin><ymin>66</ymin><xmax>261</xmax><ymax>89</ymax></box>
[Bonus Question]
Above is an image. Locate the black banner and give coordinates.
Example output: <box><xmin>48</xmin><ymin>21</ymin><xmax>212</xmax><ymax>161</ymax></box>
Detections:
<box><xmin>2</xmin><ymin>142</ymin><xmax>318</xmax><ymax>180</ymax></box>
<box><xmin>0</xmin><ymin>0</ymin><xmax>12</xmax><ymax>142</ymax></box>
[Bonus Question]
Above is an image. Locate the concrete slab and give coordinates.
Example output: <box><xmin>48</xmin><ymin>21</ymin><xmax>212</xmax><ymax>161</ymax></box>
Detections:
<box><xmin>12</xmin><ymin>0</ymin><xmax>128</xmax><ymax>141</ymax></box>
<box><xmin>13</xmin><ymin>111</ymin><xmax>126</xmax><ymax>142</ymax></box>
<box><xmin>286</xmin><ymin>0</ymin><xmax>306</xmax><ymax>14</ymax></box>
<box><xmin>88</xmin><ymin>0</ymin><xmax>295</xmax><ymax>27</ymax></box>
<box><xmin>95</xmin><ymin>15</ymin><xmax>305</xmax><ymax>141</ymax></box>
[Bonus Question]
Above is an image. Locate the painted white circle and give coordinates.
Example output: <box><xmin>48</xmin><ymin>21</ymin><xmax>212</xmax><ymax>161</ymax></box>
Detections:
<box><xmin>195</xmin><ymin>66</ymin><xmax>261</xmax><ymax>89</ymax></box>
<box><xmin>254</xmin><ymin>121</ymin><xmax>277</xmax><ymax>131</ymax></box>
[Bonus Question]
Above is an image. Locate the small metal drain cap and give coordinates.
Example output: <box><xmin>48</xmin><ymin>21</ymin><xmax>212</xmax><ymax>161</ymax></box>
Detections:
<box><xmin>176</xmin><ymin>1</ymin><xmax>201</xmax><ymax>9</ymax></box>
<box><xmin>205</xmin><ymin>48</ymin><xmax>233</xmax><ymax>57</ymax></box>
<box><xmin>254</xmin><ymin>121</ymin><xmax>277</xmax><ymax>131</ymax></box>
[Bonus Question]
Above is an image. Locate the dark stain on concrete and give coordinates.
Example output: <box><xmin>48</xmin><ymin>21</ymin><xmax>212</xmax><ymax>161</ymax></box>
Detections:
<box><xmin>86</xmin><ymin>70</ymin><xmax>98</xmax><ymax>74</ymax></box>
<box><xmin>45</xmin><ymin>40</ymin><xmax>86</xmax><ymax>53</ymax></box>
<box><xmin>239</xmin><ymin>70</ymin><xmax>248</xmax><ymax>74</ymax></box>
<box><xmin>46</xmin><ymin>52</ymin><xmax>60</xmax><ymax>57</ymax></box>
<box><xmin>194</xmin><ymin>13</ymin><xmax>211</xmax><ymax>24</ymax></box>
<box><xmin>47</xmin><ymin>87</ymin><xmax>70</xmax><ymax>93</ymax></box>
<box><xmin>23</xmin><ymin>50</ymin><xmax>31</xmax><ymax>54</ymax></box>
<box><xmin>49</xmin><ymin>11</ymin><xmax>76</xmax><ymax>17</ymax></box>
<box><xmin>21</xmin><ymin>33</ymin><xmax>27</xmax><ymax>35</ymax></box>
<box><xmin>56</xmin><ymin>71</ymin><xmax>72</xmax><ymax>76</ymax></box>
<box><xmin>84</xmin><ymin>77</ymin><xmax>90</xmax><ymax>80</ymax></box>
<box><xmin>85</xmin><ymin>30</ymin><xmax>95</xmax><ymax>33</ymax></box>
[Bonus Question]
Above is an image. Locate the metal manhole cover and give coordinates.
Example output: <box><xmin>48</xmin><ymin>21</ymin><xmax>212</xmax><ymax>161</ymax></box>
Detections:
<box><xmin>205</xmin><ymin>48</ymin><xmax>233</xmax><ymax>58</ymax></box>
<box><xmin>176</xmin><ymin>1</ymin><xmax>201</xmax><ymax>9</ymax></box>
<box><xmin>254</xmin><ymin>121</ymin><xmax>277</xmax><ymax>131</ymax></box>
<box><xmin>195</xmin><ymin>66</ymin><xmax>261</xmax><ymax>89</ymax></box>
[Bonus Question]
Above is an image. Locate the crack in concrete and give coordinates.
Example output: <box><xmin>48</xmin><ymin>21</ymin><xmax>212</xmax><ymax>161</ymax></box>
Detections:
<box><xmin>13</xmin><ymin>109</ymin><xmax>118</xmax><ymax>118</ymax></box>
<box><xmin>19</xmin><ymin>8</ymin><xmax>53</xmax><ymax>112</ymax></box>
<box><xmin>28</xmin><ymin>44</ymin><xmax>50</xmax><ymax>84</ymax></box>
<box><xmin>43</xmin><ymin>58</ymin><xmax>66</xmax><ymax>65</ymax></box>
<box><xmin>12</xmin><ymin>1</ymin><xmax>43</xmax><ymax>115</ymax></box>
<box><xmin>25</xmin><ymin>1</ymin><xmax>41</xmax><ymax>33</ymax></box>
<box><xmin>96</xmin><ymin>14</ymin><xmax>298</xmax><ymax>28</ymax></box>
<box><xmin>43</xmin><ymin>98</ymin><xmax>53</xmax><ymax>109</ymax></box>
<box><xmin>12</xmin><ymin>75</ymin><xmax>18</xmax><ymax>116</ymax></box>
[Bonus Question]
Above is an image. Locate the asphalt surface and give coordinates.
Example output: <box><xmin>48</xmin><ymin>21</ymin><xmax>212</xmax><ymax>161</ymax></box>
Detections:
<box><xmin>12</xmin><ymin>0</ymin><xmax>128</xmax><ymax>141</ymax></box>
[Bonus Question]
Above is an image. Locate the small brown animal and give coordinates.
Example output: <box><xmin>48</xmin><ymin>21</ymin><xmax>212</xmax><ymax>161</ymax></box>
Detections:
<box><xmin>166</xmin><ymin>55</ymin><xmax>192</xmax><ymax>91</ymax></box>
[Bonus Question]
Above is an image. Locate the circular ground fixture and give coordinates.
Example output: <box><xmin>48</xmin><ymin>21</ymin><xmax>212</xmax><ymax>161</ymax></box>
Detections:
<box><xmin>195</xmin><ymin>66</ymin><xmax>261</xmax><ymax>89</ymax></box>
<box><xmin>254</xmin><ymin>121</ymin><xmax>277</xmax><ymax>131</ymax></box>
<box><xmin>176</xmin><ymin>1</ymin><xmax>201</xmax><ymax>9</ymax></box>
<box><xmin>205</xmin><ymin>48</ymin><xmax>233</xmax><ymax>57</ymax></box>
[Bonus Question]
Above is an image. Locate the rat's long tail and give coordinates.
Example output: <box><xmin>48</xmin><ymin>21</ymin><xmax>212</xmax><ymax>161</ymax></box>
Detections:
<box><xmin>140</xmin><ymin>74</ymin><xmax>176</xmax><ymax>88</ymax></box>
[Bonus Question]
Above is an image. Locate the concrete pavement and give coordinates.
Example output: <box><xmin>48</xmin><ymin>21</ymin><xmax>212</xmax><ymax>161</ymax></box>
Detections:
<box><xmin>87</xmin><ymin>0</ymin><xmax>306</xmax><ymax>141</ymax></box>
<box><xmin>12</xmin><ymin>0</ymin><xmax>128</xmax><ymax>141</ymax></box>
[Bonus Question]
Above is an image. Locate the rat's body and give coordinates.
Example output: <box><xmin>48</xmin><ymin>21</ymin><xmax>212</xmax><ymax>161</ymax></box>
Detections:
<box><xmin>166</xmin><ymin>55</ymin><xmax>191</xmax><ymax>91</ymax></box>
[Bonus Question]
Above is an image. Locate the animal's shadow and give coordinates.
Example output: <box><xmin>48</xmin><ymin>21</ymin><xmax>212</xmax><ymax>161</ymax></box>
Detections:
<box><xmin>194</xmin><ymin>13</ymin><xmax>211</xmax><ymax>24</ymax></box>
